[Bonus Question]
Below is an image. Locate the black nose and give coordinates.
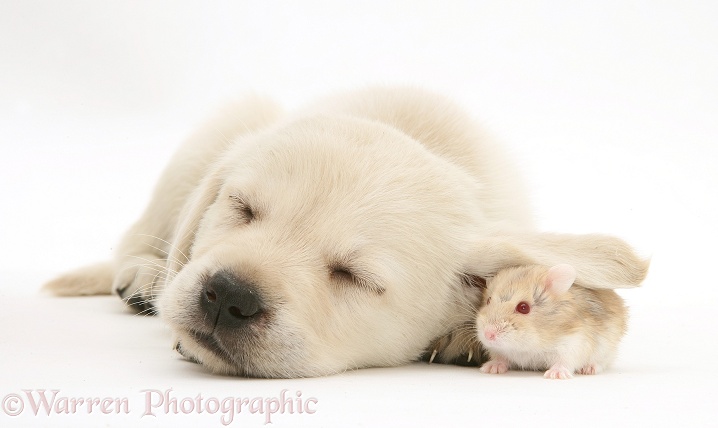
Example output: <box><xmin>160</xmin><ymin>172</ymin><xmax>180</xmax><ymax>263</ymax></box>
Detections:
<box><xmin>200</xmin><ymin>271</ymin><xmax>263</xmax><ymax>329</ymax></box>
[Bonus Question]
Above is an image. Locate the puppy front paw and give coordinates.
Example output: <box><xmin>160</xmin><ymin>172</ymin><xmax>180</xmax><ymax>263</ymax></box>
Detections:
<box><xmin>113</xmin><ymin>253</ymin><xmax>168</xmax><ymax>314</ymax></box>
<box><xmin>422</xmin><ymin>327</ymin><xmax>482</xmax><ymax>366</ymax></box>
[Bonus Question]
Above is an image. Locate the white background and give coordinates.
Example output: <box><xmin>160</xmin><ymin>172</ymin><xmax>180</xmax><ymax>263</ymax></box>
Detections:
<box><xmin>1</xmin><ymin>1</ymin><xmax>717</xmax><ymax>427</ymax></box>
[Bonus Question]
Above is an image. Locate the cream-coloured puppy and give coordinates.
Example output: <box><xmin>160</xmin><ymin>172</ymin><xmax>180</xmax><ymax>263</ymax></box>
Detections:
<box><xmin>45</xmin><ymin>87</ymin><xmax>648</xmax><ymax>378</ymax></box>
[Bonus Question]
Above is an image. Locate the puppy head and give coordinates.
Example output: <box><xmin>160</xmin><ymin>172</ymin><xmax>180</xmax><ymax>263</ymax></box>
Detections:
<box><xmin>158</xmin><ymin>115</ymin><xmax>487</xmax><ymax>377</ymax></box>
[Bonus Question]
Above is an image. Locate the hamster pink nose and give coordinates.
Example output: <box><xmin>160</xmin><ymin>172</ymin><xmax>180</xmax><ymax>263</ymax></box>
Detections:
<box><xmin>484</xmin><ymin>327</ymin><xmax>497</xmax><ymax>341</ymax></box>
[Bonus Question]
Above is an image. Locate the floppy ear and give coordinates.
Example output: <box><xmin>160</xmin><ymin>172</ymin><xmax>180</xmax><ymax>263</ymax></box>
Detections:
<box><xmin>545</xmin><ymin>264</ymin><xmax>576</xmax><ymax>294</ymax></box>
<box><xmin>464</xmin><ymin>232</ymin><xmax>649</xmax><ymax>289</ymax></box>
<box><xmin>166</xmin><ymin>166</ymin><xmax>225</xmax><ymax>275</ymax></box>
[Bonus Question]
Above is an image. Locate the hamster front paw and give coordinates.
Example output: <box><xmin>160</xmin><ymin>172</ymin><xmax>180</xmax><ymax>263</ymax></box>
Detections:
<box><xmin>578</xmin><ymin>363</ymin><xmax>602</xmax><ymax>375</ymax></box>
<box><xmin>480</xmin><ymin>359</ymin><xmax>509</xmax><ymax>374</ymax></box>
<box><xmin>544</xmin><ymin>363</ymin><xmax>574</xmax><ymax>379</ymax></box>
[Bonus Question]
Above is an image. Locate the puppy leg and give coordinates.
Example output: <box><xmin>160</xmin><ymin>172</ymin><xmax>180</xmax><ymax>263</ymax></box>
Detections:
<box><xmin>43</xmin><ymin>261</ymin><xmax>115</xmax><ymax>296</ymax></box>
<box><xmin>112</xmin><ymin>251</ymin><xmax>171</xmax><ymax>314</ymax></box>
<box><xmin>111</xmin><ymin>221</ymin><xmax>191</xmax><ymax>314</ymax></box>
<box><xmin>45</xmin><ymin>97</ymin><xmax>282</xmax><ymax>312</ymax></box>
<box><xmin>423</xmin><ymin>323</ymin><xmax>483</xmax><ymax>367</ymax></box>
<box><xmin>111</xmin><ymin>96</ymin><xmax>283</xmax><ymax>313</ymax></box>
<box><xmin>422</xmin><ymin>275</ymin><xmax>485</xmax><ymax>366</ymax></box>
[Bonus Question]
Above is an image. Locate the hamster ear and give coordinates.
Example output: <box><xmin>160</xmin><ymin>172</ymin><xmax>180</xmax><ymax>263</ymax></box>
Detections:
<box><xmin>544</xmin><ymin>264</ymin><xmax>576</xmax><ymax>294</ymax></box>
<box><xmin>463</xmin><ymin>232</ymin><xmax>649</xmax><ymax>289</ymax></box>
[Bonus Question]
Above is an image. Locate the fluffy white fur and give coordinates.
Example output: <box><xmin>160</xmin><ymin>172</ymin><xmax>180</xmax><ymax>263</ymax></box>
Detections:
<box><xmin>44</xmin><ymin>87</ymin><xmax>649</xmax><ymax>378</ymax></box>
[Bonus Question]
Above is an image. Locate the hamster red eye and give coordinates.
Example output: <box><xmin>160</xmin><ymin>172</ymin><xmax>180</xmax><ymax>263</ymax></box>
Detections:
<box><xmin>515</xmin><ymin>302</ymin><xmax>530</xmax><ymax>314</ymax></box>
<box><xmin>486</xmin><ymin>297</ymin><xmax>492</xmax><ymax>305</ymax></box>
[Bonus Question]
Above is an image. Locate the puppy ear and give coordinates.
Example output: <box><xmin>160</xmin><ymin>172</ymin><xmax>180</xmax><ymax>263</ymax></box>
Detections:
<box><xmin>462</xmin><ymin>274</ymin><xmax>487</xmax><ymax>290</ymax></box>
<box><xmin>166</xmin><ymin>166</ymin><xmax>224</xmax><ymax>274</ymax></box>
<box><xmin>464</xmin><ymin>232</ymin><xmax>649</xmax><ymax>289</ymax></box>
<box><xmin>544</xmin><ymin>264</ymin><xmax>576</xmax><ymax>294</ymax></box>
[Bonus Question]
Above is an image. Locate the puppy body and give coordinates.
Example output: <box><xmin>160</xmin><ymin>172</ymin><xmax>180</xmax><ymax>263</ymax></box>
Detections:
<box><xmin>45</xmin><ymin>87</ymin><xmax>648</xmax><ymax>377</ymax></box>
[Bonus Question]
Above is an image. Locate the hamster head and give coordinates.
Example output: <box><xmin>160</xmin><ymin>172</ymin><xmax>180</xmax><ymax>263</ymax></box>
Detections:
<box><xmin>476</xmin><ymin>264</ymin><xmax>576</xmax><ymax>352</ymax></box>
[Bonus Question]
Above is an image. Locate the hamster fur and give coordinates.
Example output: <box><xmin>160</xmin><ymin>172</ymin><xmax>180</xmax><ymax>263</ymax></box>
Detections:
<box><xmin>476</xmin><ymin>264</ymin><xmax>627</xmax><ymax>379</ymax></box>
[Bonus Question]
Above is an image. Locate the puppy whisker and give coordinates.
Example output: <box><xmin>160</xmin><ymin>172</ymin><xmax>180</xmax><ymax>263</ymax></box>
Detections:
<box><xmin>135</xmin><ymin>233</ymin><xmax>190</xmax><ymax>265</ymax></box>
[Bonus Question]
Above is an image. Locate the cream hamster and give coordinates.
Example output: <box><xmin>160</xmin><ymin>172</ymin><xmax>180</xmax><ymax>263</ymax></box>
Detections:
<box><xmin>476</xmin><ymin>264</ymin><xmax>627</xmax><ymax>379</ymax></box>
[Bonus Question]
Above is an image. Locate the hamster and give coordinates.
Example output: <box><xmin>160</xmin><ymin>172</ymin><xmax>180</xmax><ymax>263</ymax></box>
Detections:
<box><xmin>475</xmin><ymin>264</ymin><xmax>627</xmax><ymax>379</ymax></box>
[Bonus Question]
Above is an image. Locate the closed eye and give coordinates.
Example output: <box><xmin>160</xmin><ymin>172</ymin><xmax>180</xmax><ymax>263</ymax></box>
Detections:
<box><xmin>229</xmin><ymin>195</ymin><xmax>255</xmax><ymax>223</ymax></box>
<box><xmin>329</xmin><ymin>265</ymin><xmax>386</xmax><ymax>296</ymax></box>
<box><xmin>330</xmin><ymin>266</ymin><xmax>355</xmax><ymax>283</ymax></box>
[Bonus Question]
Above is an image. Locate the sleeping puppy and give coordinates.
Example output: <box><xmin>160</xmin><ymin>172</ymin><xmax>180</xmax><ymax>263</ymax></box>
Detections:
<box><xmin>44</xmin><ymin>87</ymin><xmax>649</xmax><ymax>378</ymax></box>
